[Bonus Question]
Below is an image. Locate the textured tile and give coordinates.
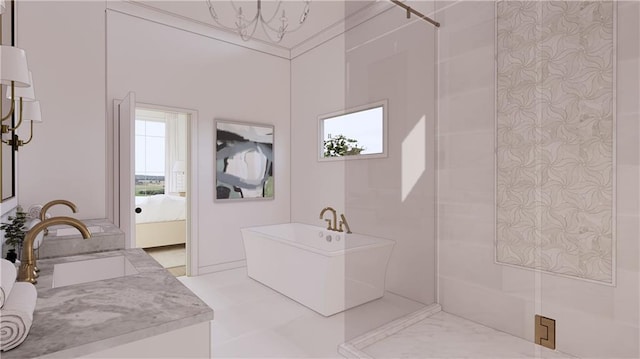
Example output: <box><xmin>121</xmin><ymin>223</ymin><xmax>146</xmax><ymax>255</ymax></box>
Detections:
<box><xmin>362</xmin><ymin>311</ymin><xmax>574</xmax><ymax>359</ymax></box>
<box><xmin>495</xmin><ymin>0</ymin><xmax>615</xmax><ymax>284</ymax></box>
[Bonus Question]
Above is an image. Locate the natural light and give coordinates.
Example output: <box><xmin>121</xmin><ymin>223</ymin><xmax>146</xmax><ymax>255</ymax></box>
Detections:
<box><xmin>401</xmin><ymin>116</ymin><xmax>426</xmax><ymax>202</ymax></box>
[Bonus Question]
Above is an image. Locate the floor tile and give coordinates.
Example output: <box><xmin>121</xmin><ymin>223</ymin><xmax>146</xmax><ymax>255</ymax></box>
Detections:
<box><xmin>179</xmin><ymin>268</ymin><xmax>425</xmax><ymax>358</ymax></box>
<box><xmin>362</xmin><ymin>311</ymin><xmax>574</xmax><ymax>359</ymax></box>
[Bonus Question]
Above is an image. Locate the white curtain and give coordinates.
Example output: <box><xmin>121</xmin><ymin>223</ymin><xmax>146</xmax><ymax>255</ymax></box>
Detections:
<box><xmin>165</xmin><ymin>112</ymin><xmax>188</xmax><ymax>194</ymax></box>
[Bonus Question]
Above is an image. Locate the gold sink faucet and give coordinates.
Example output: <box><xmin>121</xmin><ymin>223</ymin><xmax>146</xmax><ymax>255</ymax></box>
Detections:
<box><xmin>17</xmin><ymin>216</ymin><xmax>91</xmax><ymax>284</ymax></box>
<box><xmin>40</xmin><ymin>199</ymin><xmax>78</xmax><ymax>221</ymax></box>
<box><xmin>40</xmin><ymin>199</ymin><xmax>78</xmax><ymax>236</ymax></box>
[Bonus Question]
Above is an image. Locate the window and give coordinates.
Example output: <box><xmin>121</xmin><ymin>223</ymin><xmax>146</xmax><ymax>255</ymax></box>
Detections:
<box><xmin>319</xmin><ymin>100</ymin><xmax>388</xmax><ymax>161</ymax></box>
<box><xmin>135</xmin><ymin>110</ymin><xmax>166</xmax><ymax>196</ymax></box>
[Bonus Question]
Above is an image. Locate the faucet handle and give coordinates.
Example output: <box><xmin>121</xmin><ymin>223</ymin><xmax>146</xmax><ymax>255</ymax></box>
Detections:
<box><xmin>324</xmin><ymin>219</ymin><xmax>333</xmax><ymax>230</ymax></box>
<box><xmin>339</xmin><ymin>214</ymin><xmax>352</xmax><ymax>234</ymax></box>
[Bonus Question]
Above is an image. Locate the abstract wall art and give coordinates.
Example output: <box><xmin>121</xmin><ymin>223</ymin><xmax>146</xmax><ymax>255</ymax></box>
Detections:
<box><xmin>215</xmin><ymin>120</ymin><xmax>274</xmax><ymax>201</ymax></box>
<box><xmin>495</xmin><ymin>1</ymin><xmax>615</xmax><ymax>284</ymax></box>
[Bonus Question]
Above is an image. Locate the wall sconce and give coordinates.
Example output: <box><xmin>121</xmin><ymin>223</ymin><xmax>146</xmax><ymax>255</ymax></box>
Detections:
<box><xmin>2</xmin><ymin>70</ymin><xmax>35</xmax><ymax>134</ymax></box>
<box><xmin>0</xmin><ymin>45</ymin><xmax>31</xmax><ymax>127</ymax></box>
<box><xmin>0</xmin><ymin>3</ymin><xmax>38</xmax><ymax>149</ymax></box>
<box><xmin>7</xmin><ymin>100</ymin><xmax>41</xmax><ymax>150</ymax></box>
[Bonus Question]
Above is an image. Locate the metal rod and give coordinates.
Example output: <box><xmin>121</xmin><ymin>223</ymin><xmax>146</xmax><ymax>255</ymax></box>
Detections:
<box><xmin>389</xmin><ymin>0</ymin><xmax>440</xmax><ymax>28</ymax></box>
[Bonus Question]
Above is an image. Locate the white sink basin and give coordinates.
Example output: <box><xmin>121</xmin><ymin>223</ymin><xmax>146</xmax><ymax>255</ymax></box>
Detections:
<box><xmin>52</xmin><ymin>256</ymin><xmax>138</xmax><ymax>288</ymax></box>
<box><xmin>54</xmin><ymin>225</ymin><xmax>104</xmax><ymax>236</ymax></box>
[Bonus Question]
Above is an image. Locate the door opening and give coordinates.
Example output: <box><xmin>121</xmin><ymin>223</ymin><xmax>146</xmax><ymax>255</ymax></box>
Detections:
<box><xmin>134</xmin><ymin>106</ymin><xmax>189</xmax><ymax>276</ymax></box>
<box><xmin>114</xmin><ymin>93</ymin><xmax>197</xmax><ymax>277</ymax></box>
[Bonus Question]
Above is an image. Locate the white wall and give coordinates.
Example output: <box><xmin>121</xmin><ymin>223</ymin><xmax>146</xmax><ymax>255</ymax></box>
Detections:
<box><xmin>15</xmin><ymin>2</ymin><xmax>290</xmax><ymax>272</ymax></box>
<box><xmin>106</xmin><ymin>11</ymin><xmax>291</xmax><ymax>272</ymax></box>
<box><xmin>17</xmin><ymin>1</ymin><xmax>106</xmax><ymax>219</ymax></box>
<box><xmin>291</xmin><ymin>5</ymin><xmax>437</xmax><ymax>305</ymax></box>
<box><xmin>437</xmin><ymin>1</ymin><xmax>640</xmax><ymax>357</ymax></box>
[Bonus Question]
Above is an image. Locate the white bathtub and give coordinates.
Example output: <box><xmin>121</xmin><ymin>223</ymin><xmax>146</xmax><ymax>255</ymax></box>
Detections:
<box><xmin>240</xmin><ymin>222</ymin><xmax>395</xmax><ymax>316</ymax></box>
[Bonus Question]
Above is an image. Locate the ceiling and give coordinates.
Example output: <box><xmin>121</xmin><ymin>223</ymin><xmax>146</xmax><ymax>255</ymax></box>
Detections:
<box><xmin>134</xmin><ymin>0</ymin><xmax>378</xmax><ymax>50</ymax></box>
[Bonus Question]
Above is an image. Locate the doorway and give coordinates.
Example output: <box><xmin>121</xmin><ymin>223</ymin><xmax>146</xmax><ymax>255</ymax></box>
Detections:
<box><xmin>134</xmin><ymin>106</ymin><xmax>188</xmax><ymax>276</ymax></box>
<box><xmin>114</xmin><ymin>93</ymin><xmax>197</xmax><ymax>277</ymax></box>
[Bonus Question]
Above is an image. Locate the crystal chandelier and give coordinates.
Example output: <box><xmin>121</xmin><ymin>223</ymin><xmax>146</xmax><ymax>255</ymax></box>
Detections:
<box><xmin>206</xmin><ymin>0</ymin><xmax>311</xmax><ymax>43</ymax></box>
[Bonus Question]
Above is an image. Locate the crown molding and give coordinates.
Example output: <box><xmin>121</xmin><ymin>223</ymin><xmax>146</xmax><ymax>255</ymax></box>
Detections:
<box><xmin>290</xmin><ymin>1</ymin><xmax>395</xmax><ymax>59</ymax></box>
<box><xmin>106</xmin><ymin>1</ymin><xmax>292</xmax><ymax>60</ymax></box>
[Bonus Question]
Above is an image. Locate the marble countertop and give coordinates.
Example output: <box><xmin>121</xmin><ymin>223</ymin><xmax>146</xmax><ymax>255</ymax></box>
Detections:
<box><xmin>4</xmin><ymin>249</ymin><xmax>213</xmax><ymax>358</ymax></box>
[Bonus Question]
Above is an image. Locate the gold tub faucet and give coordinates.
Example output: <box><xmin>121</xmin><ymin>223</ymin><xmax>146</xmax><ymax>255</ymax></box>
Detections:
<box><xmin>339</xmin><ymin>214</ymin><xmax>352</xmax><ymax>234</ymax></box>
<box><xmin>17</xmin><ymin>216</ymin><xmax>91</xmax><ymax>284</ymax></box>
<box><xmin>319</xmin><ymin>207</ymin><xmax>338</xmax><ymax>231</ymax></box>
<box><xmin>319</xmin><ymin>207</ymin><xmax>352</xmax><ymax>234</ymax></box>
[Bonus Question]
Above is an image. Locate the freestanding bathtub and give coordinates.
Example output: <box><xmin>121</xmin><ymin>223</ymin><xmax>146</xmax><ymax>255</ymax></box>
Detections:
<box><xmin>240</xmin><ymin>222</ymin><xmax>395</xmax><ymax>316</ymax></box>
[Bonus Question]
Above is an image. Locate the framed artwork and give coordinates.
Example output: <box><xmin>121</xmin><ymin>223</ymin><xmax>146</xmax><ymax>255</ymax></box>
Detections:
<box><xmin>215</xmin><ymin>120</ymin><xmax>274</xmax><ymax>201</ymax></box>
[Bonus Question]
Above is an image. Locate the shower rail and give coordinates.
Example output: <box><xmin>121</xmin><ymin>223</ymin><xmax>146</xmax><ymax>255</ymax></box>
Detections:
<box><xmin>389</xmin><ymin>0</ymin><xmax>440</xmax><ymax>28</ymax></box>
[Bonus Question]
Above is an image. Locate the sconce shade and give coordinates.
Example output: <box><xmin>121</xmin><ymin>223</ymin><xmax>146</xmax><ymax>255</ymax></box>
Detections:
<box><xmin>20</xmin><ymin>100</ymin><xmax>41</xmax><ymax>123</ymax></box>
<box><xmin>6</xmin><ymin>71</ymin><xmax>35</xmax><ymax>101</ymax></box>
<box><xmin>0</xmin><ymin>45</ymin><xmax>30</xmax><ymax>87</ymax></box>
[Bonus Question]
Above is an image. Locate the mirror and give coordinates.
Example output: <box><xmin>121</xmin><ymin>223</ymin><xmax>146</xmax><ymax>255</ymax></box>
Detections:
<box><xmin>318</xmin><ymin>100</ymin><xmax>388</xmax><ymax>161</ymax></box>
<box><xmin>1</xmin><ymin>0</ymin><xmax>17</xmax><ymax>207</ymax></box>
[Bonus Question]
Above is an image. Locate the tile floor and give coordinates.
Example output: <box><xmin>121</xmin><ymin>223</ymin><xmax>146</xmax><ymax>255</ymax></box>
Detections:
<box><xmin>144</xmin><ymin>244</ymin><xmax>186</xmax><ymax>276</ymax></box>
<box><xmin>178</xmin><ymin>267</ymin><xmax>425</xmax><ymax>358</ymax></box>
<box><xmin>361</xmin><ymin>311</ymin><xmax>573</xmax><ymax>358</ymax></box>
<box><xmin>179</xmin><ymin>267</ymin><xmax>575</xmax><ymax>358</ymax></box>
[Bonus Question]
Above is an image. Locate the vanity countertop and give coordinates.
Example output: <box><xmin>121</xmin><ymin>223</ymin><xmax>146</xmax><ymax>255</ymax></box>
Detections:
<box><xmin>3</xmin><ymin>249</ymin><xmax>213</xmax><ymax>358</ymax></box>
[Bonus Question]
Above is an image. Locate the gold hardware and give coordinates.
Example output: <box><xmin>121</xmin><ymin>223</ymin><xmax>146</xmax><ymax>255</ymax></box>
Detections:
<box><xmin>320</xmin><ymin>207</ymin><xmax>353</xmax><ymax>234</ymax></box>
<box><xmin>1</xmin><ymin>98</ymin><xmax>23</xmax><ymax>134</ymax></box>
<box><xmin>535</xmin><ymin>315</ymin><xmax>556</xmax><ymax>350</ymax></box>
<box><xmin>6</xmin><ymin>112</ymin><xmax>35</xmax><ymax>150</ymax></box>
<box><xmin>339</xmin><ymin>213</ymin><xmax>352</xmax><ymax>234</ymax></box>
<box><xmin>17</xmin><ymin>216</ymin><xmax>91</xmax><ymax>284</ymax></box>
<box><xmin>40</xmin><ymin>199</ymin><xmax>78</xmax><ymax>221</ymax></box>
<box><xmin>319</xmin><ymin>207</ymin><xmax>338</xmax><ymax>231</ymax></box>
<box><xmin>389</xmin><ymin>0</ymin><xmax>440</xmax><ymax>28</ymax></box>
<box><xmin>0</xmin><ymin>82</ymin><xmax>16</xmax><ymax>123</ymax></box>
<box><xmin>40</xmin><ymin>199</ymin><xmax>78</xmax><ymax>236</ymax></box>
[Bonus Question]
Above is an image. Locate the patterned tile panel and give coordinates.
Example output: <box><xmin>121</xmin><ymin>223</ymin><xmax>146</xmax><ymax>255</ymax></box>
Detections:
<box><xmin>496</xmin><ymin>1</ymin><xmax>614</xmax><ymax>283</ymax></box>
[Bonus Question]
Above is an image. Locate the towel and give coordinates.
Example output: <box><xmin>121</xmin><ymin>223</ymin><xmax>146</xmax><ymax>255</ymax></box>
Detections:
<box><xmin>0</xmin><ymin>259</ymin><xmax>17</xmax><ymax>308</ymax></box>
<box><xmin>0</xmin><ymin>282</ymin><xmax>37</xmax><ymax>351</ymax></box>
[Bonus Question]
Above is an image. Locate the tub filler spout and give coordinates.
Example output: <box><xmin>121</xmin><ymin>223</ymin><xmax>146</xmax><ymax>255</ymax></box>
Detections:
<box><xmin>319</xmin><ymin>206</ymin><xmax>338</xmax><ymax>231</ymax></box>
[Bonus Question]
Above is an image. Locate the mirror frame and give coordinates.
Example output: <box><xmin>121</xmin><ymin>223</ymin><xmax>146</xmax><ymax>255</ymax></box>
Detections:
<box><xmin>1</xmin><ymin>0</ymin><xmax>18</xmax><ymax>216</ymax></box>
<box><xmin>317</xmin><ymin>99</ymin><xmax>388</xmax><ymax>162</ymax></box>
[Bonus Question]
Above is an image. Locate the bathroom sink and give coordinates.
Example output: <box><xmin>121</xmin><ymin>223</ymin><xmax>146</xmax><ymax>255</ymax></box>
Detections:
<box><xmin>54</xmin><ymin>225</ymin><xmax>104</xmax><ymax>236</ymax></box>
<box><xmin>52</xmin><ymin>255</ymin><xmax>138</xmax><ymax>288</ymax></box>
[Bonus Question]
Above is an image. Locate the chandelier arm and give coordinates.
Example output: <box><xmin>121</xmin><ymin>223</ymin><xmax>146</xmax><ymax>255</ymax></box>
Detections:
<box><xmin>259</xmin><ymin>19</ymin><xmax>286</xmax><ymax>43</ymax></box>
<box><xmin>232</xmin><ymin>0</ymin><xmax>260</xmax><ymax>29</ymax></box>
<box><xmin>240</xmin><ymin>16</ymin><xmax>260</xmax><ymax>41</ymax></box>
<box><xmin>260</xmin><ymin>0</ymin><xmax>283</xmax><ymax>24</ymax></box>
<box><xmin>259</xmin><ymin>1</ymin><xmax>310</xmax><ymax>35</ymax></box>
<box><xmin>207</xmin><ymin>0</ymin><xmax>241</xmax><ymax>32</ymax></box>
<box><xmin>207</xmin><ymin>0</ymin><xmax>311</xmax><ymax>42</ymax></box>
<box><xmin>207</xmin><ymin>0</ymin><xmax>259</xmax><ymax>33</ymax></box>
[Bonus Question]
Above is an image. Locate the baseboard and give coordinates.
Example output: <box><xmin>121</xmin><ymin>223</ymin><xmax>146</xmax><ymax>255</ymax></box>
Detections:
<box><xmin>198</xmin><ymin>260</ymin><xmax>247</xmax><ymax>275</ymax></box>
<box><xmin>338</xmin><ymin>303</ymin><xmax>442</xmax><ymax>358</ymax></box>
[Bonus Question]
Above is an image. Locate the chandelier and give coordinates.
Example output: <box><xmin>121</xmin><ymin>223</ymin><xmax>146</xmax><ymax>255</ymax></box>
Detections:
<box><xmin>206</xmin><ymin>0</ymin><xmax>311</xmax><ymax>43</ymax></box>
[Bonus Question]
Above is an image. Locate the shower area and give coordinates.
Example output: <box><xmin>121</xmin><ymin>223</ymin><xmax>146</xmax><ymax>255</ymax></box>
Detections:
<box><xmin>295</xmin><ymin>1</ymin><xmax>639</xmax><ymax>358</ymax></box>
